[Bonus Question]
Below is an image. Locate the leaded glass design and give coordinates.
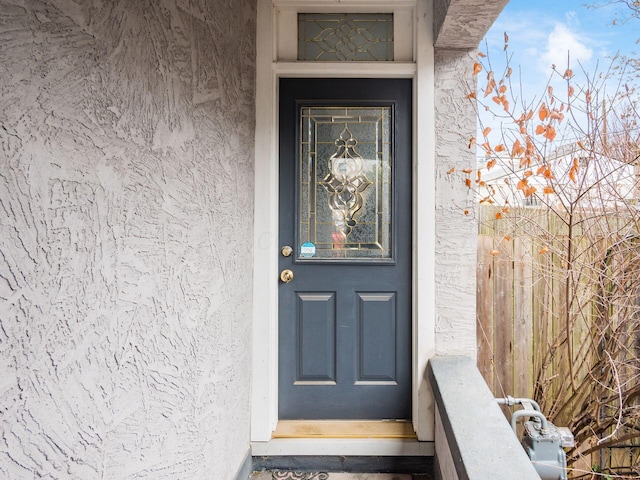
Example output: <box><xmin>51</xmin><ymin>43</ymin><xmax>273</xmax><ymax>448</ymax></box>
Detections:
<box><xmin>298</xmin><ymin>13</ymin><xmax>394</xmax><ymax>61</ymax></box>
<box><xmin>299</xmin><ymin>106</ymin><xmax>392</xmax><ymax>260</ymax></box>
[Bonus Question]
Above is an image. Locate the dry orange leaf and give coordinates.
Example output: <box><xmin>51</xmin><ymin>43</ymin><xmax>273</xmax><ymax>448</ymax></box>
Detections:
<box><xmin>569</xmin><ymin>158</ymin><xmax>579</xmax><ymax>182</ymax></box>
<box><xmin>525</xmin><ymin>137</ymin><xmax>535</xmax><ymax>154</ymax></box>
<box><xmin>536</xmin><ymin>124</ymin><xmax>545</xmax><ymax>135</ymax></box>
<box><xmin>504</xmin><ymin>32</ymin><xmax>509</xmax><ymax>43</ymax></box>
<box><xmin>511</xmin><ymin>139</ymin><xmax>523</xmax><ymax>158</ymax></box>
<box><xmin>446</xmin><ymin>167</ymin><xmax>455</xmax><ymax>175</ymax></box>
<box><xmin>490</xmin><ymin>249</ymin><xmax>500</xmax><ymax>256</ymax></box>
<box><xmin>473</xmin><ymin>62</ymin><xmax>482</xmax><ymax>76</ymax></box>
<box><xmin>504</xmin><ymin>235</ymin><xmax>512</xmax><ymax>242</ymax></box>
<box><xmin>538</xmin><ymin>246</ymin><xmax>549</xmax><ymax>255</ymax></box>
<box><xmin>563</xmin><ymin>68</ymin><xmax>573</xmax><ymax>79</ymax></box>
<box><xmin>485</xmin><ymin>79</ymin><xmax>496</xmax><ymax>98</ymax></box>
<box><xmin>494</xmin><ymin>144</ymin><xmax>506</xmax><ymax>152</ymax></box>
<box><xmin>462</xmin><ymin>168</ymin><xmax>473</xmax><ymax>174</ymax></box>
<box><xmin>468</xmin><ymin>136</ymin><xmax>476</xmax><ymax>149</ymax></box>
<box><xmin>506</xmin><ymin>67</ymin><xmax>513</xmax><ymax>78</ymax></box>
<box><xmin>539</xmin><ymin>103</ymin><xmax>549</xmax><ymax>121</ymax></box>
<box><xmin>524</xmin><ymin>170</ymin><xmax>533</xmax><ymax>178</ymax></box>
<box><xmin>543</xmin><ymin>186</ymin><xmax>555</xmax><ymax>194</ymax></box>
<box><xmin>568</xmin><ymin>85</ymin><xmax>575</xmax><ymax>97</ymax></box>
<box><xmin>495</xmin><ymin>212</ymin><xmax>503</xmax><ymax>219</ymax></box>
<box><xmin>486</xmin><ymin>159</ymin><xmax>497</xmax><ymax>170</ymax></box>
<box><xmin>482</xmin><ymin>127</ymin><xmax>492</xmax><ymax>137</ymax></box>
<box><xmin>464</xmin><ymin>209</ymin><xmax>470</xmax><ymax>215</ymax></box>
<box><xmin>465</xmin><ymin>178</ymin><xmax>472</xmax><ymax>188</ymax></box>
<box><xmin>550</xmin><ymin>110</ymin><xmax>564</xmax><ymax>122</ymax></box>
<box><xmin>467</xmin><ymin>92</ymin><xmax>477</xmax><ymax>99</ymax></box>
<box><xmin>544</xmin><ymin>125</ymin><xmax>557</xmax><ymax>141</ymax></box>
<box><xmin>517</xmin><ymin>178</ymin><xmax>528</xmax><ymax>191</ymax></box>
<box><xmin>524</xmin><ymin>186</ymin><xmax>537</xmax><ymax>197</ymax></box>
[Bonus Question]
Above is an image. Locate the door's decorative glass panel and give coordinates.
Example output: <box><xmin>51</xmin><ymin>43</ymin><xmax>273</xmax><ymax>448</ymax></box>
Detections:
<box><xmin>299</xmin><ymin>106</ymin><xmax>392</xmax><ymax>260</ymax></box>
<box><xmin>298</xmin><ymin>13</ymin><xmax>394</xmax><ymax>61</ymax></box>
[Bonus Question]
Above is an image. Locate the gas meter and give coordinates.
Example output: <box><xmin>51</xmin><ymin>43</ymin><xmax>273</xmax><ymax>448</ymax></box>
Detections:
<box><xmin>497</xmin><ymin>396</ymin><xmax>574</xmax><ymax>480</ymax></box>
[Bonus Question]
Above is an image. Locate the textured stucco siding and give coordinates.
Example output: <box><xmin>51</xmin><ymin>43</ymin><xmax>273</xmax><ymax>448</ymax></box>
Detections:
<box><xmin>433</xmin><ymin>0</ymin><xmax>509</xmax><ymax>49</ymax></box>
<box><xmin>0</xmin><ymin>1</ymin><xmax>255</xmax><ymax>478</ymax></box>
<box><xmin>434</xmin><ymin>48</ymin><xmax>477</xmax><ymax>357</ymax></box>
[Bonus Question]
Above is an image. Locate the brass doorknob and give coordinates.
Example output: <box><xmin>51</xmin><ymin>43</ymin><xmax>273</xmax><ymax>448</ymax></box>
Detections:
<box><xmin>281</xmin><ymin>245</ymin><xmax>293</xmax><ymax>257</ymax></box>
<box><xmin>280</xmin><ymin>269</ymin><xmax>294</xmax><ymax>283</ymax></box>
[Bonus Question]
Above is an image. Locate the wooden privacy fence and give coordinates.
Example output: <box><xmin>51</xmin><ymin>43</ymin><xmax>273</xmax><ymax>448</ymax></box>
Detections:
<box><xmin>476</xmin><ymin>205</ymin><xmax>561</xmax><ymax>401</ymax></box>
<box><xmin>476</xmin><ymin>204</ymin><xmax>640</xmax><ymax>474</ymax></box>
<box><xmin>476</xmin><ymin>205</ymin><xmax>640</xmax><ymax>399</ymax></box>
<box><xmin>477</xmin><ymin>232</ymin><xmax>535</xmax><ymax>400</ymax></box>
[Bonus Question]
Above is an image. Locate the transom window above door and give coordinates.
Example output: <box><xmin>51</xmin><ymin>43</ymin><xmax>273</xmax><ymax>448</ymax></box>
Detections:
<box><xmin>274</xmin><ymin>2</ymin><xmax>415</xmax><ymax>62</ymax></box>
<box><xmin>298</xmin><ymin>13</ymin><xmax>394</xmax><ymax>61</ymax></box>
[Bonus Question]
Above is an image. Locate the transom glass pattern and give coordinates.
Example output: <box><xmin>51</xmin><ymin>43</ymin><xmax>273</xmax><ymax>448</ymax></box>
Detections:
<box><xmin>298</xmin><ymin>13</ymin><xmax>394</xmax><ymax>61</ymax></box>
<box><xmin>299</xmin><ymin>106</ymin><xmax>392</xmax><ymax>260</ymax></box>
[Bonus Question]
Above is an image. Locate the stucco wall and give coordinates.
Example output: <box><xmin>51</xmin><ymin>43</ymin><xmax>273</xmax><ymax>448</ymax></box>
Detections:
<box><xmin>433</xmin><ymin>0</ymin><xmax>509</xmax><ymax>48</ymax></box>
<box><xmin>0</xmin><ymin>1</ymin><xmax>255</xmax><ymax>478</ymax></box>
<box><xmin>434</xmin><ymin>48</ymin><xmax>478</xmax><ymax>357</ymax></box>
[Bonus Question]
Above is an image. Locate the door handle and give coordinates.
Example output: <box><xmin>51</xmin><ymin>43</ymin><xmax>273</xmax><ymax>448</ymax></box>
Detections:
<box><xmin>280</xmin><ymin>269</ymin><xmax>294</xmax><ymax>283</ymax></box>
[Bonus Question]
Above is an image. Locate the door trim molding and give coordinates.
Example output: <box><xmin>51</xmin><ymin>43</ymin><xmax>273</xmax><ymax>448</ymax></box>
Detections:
<box><xmin>251</xmin><ymin>0</ymin><xmax>436</xmax><ymax>448</ymax></box>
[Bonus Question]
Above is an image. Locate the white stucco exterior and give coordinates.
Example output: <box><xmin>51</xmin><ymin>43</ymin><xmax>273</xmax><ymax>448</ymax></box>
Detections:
<box><xmin>0</xmin><ymin>1</ymin><xmax>256</xmax><ymax>478</ymax></box>
<box><xmin>0</xmin><ymin>0</ymin><xmax>508</xmax><ymax>478</ymax></box>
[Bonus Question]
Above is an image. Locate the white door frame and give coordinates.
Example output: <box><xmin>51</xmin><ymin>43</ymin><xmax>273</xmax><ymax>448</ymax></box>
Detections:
<box><xmin>251</xmin><ymin>0</ymin><xmax>436</xmax><ymax>455</ymax></box>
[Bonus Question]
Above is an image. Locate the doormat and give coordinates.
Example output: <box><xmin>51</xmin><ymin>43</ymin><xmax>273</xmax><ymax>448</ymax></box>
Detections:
<box><xmin>272</xmin><ymin>473</ymin><xmax>329</xmax><ymax>480</ymax></box>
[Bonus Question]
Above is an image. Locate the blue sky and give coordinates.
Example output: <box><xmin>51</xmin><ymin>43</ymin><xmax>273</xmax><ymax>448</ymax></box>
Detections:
<box><xmin>482</xmin><ymin>0</ymin><xmax>638</xmax><ymax>95</ymax></box>
<box><xmin>476</xmin><ymin>0</ymin><xmax>639</xmax><ymax>149</ymax></box>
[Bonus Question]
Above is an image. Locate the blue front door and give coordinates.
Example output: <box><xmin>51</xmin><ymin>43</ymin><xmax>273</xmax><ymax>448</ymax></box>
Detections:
<box><xmin>278</xmin><ymin>78</ymin><xmax>412</xmax><ymax>420</ymax></box>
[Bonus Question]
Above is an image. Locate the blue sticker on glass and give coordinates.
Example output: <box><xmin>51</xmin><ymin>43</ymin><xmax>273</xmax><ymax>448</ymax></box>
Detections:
<box><xmin>300</xmin><ymin>242</ymin><xmax>316</xmax><ymax>258</ymax></box>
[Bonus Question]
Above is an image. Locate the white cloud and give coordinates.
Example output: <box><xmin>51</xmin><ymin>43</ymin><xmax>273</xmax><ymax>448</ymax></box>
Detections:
<box><xmin>540</xmin><ymin>23</ymin><xmax>593</xmax><ymax>70</ymax></box>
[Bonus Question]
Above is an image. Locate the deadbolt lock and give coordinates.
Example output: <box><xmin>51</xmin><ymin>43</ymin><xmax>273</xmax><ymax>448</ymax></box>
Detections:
<box><xmin>281</xmin><ymin>245</ymin><xmax>293</xmax><ymax>257</ymax></box>
<box><xmin>280</xmin><ymin>269</ymin><xmax>294</xmax><ymax>283</ymax></box>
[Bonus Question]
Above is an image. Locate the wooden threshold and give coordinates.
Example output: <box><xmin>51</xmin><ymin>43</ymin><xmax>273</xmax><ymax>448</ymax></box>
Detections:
<box><xmin>273</xmin><ymin>420</ymin><xmax>416</xmax><ymax>439</ymax></box>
